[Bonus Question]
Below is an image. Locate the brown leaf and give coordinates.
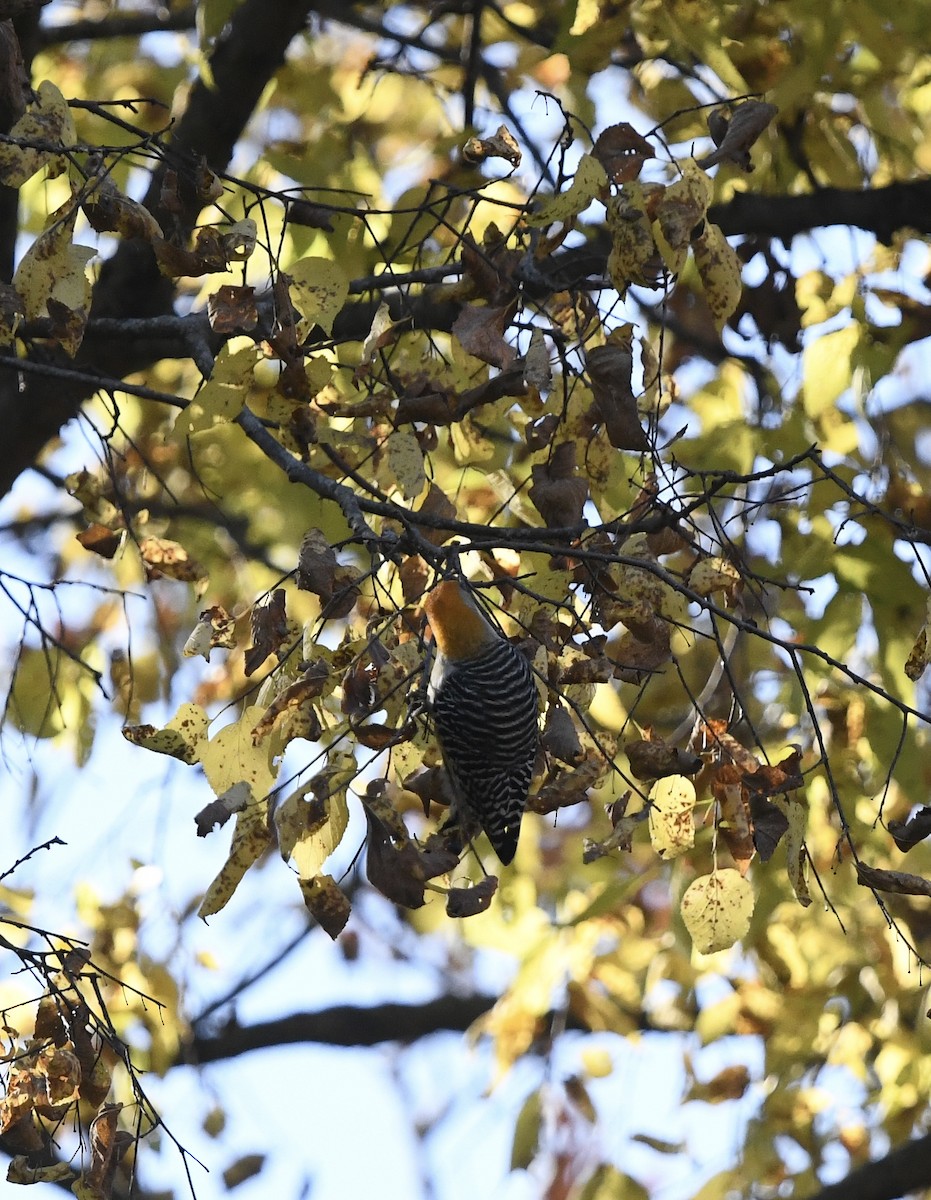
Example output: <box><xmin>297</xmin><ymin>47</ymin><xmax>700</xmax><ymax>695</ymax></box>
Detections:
<box><xmin>446</xmin><ymin>875</ymin><xmax>498</xmax><ymax>918</ymax></box>
<box><xmin>139</xmin><ymin>536</ymin><xmax>206</xmax><ymax>584</ymax></box>
<box><xmin>687</xmin><ymin>1065</ymin><xmax>750</xmax><ymax>1104</ymax></box>
<box><xmin>749</xmin><ymin>794</ymin><xmax>789</xmax><ymax>861</ymax></box>
<box><xmin>183</xmin><ymin>604</ymin><xmax>237</xmax><ymax>661</ymax></box>
<box><xmin>626</xmin><ymin>733</ymin><xmax>702</xmax><ymax>780</ymax></box>
<box><xmin>154</xmin><ymin>220</ymin><xmax>256</xmax><ymax>279</ymax></box>
<box><xmin>856</xmin><ymin>862</ymin><xmax>931</xmax><ymax>898</ymax></box>
<box><xmin>297</xmin><ymin>529</ymin><xmax>336</xmax><ymax>596</ymax></box>
<box><xmin>697</xmin><ymin>719</ymin><xmax>760</xmax><ymax>773</ymax></box>
<box><xmin>888</xmin><ymin>806</ymin><xmax>931</xmax><ymax>852</ymax></box>
<box><xmin>86</xmin><ymin>1105</ymin><xmax>132</xmax><ymax>1198</ymax></box>
<box><xmin>399</xmin><ymin>555</ymin><xmax>431</xmax><ymax>602</ymax></box>
<box><xmin>76</xmin><ymin>523</ymin><xmax>121</xmax><ymax>559</ymax></box>
<box><xmin>195</xmin><ymin>797</ymin><xmax>238</xmax><ymax>838</ymax></box>
<box><xmin>612</xmin><ymin>621</ymin><xmax>671</xmax><ymax>683</ymax></box>
<box><xmin>528</xmin><ymin>441</ymin><xmax>589</xmax><ymax>527</ymax></box>
<box><xmin>207</xmin><ymin>284</ymin><xmax>258</xmax><ymax>333</ymax></box>
<box><xmin>586</xmin><ymin>332</ymin><xmax>648</xmax><ymax>451</ymax></box>
<box><xmin>462</xmin><ymin>125</ymin><xmax>521</xmax><ymax>167</ymax></box>
<box><xmin>222</xmin><ymin>1154</ymin><xmax>266</xmax><ymax>1190</ymax></box>
<box><xmin>542</xmin><ymin>705</ymin><xmax>584</xmax><ymax>765</ymax></box>
<box><xmin>592</xmin><ymin>122</ymin><xmax>654</xmax><ymax>183</ymax></box>
<box><xmin>82</xmin><ymin>172</ymin><xmax>162</xmax><ymax>241</ymax></box>
<box><xmin>712</xmin><ymin>765</ymin><xmax>755</xmax><ymax>874</ymax></box>
<box><xmin>697</xmin><ymin>100</ymin><xmax>778</xmax><ymax>172</ymax></box>
<box><xmin>299</xmin><ymin>874</ymin><xmax>351</xmax><ymax>938</ymax></box>
<box><xmin>244</xmin><ymin>589</ymin><xmax>289</xmax><ymax>676</ymax></box>
<box><xmin>452</xmin><ymin>302</ymin><xmax>517</xmax><ymax>368</ymax></box>
<box><xmin>363</xmin><ymin>800</ymin><xmax>426</xmax><ymax>909</ymax></box>
<box><xmin>743</xmin><ymin>747</ymin><xmax>804</xmax><ymax>796</ymax></box>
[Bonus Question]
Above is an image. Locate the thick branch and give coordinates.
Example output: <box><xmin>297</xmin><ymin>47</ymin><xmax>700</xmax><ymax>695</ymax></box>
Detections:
<box><xmin>709</xmin><ymin>178</ymin><xmax>931</xmax><ymax>243</ymax></box>
<box><xmin>805</xmin><ymin>1133</ymin><xmax>931</xmax><ymax>1200</ymax></box>
<box><xmin>188</xmin><ymin>995</ymin><xmax>504</xmax><ymax>1061</ymax></box>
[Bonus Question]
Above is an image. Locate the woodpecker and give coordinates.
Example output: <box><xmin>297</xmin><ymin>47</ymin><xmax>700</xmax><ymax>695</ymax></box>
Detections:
<box><xmin>424</xmin><ymin>580</ymin><xmax>539</xmax><ymax>865</ymax></box>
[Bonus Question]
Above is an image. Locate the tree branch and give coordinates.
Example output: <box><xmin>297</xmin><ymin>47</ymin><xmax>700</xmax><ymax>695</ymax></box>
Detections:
<box><xmin>188</xmin><ymin>995</ymin><xmax>502</xmax><ymax>1061</ymax></box>
<box><xmin>709</xmin><ymin>178</ymin><xmax>931</xmax><ymax>243</ymax></box>
<box><xmin>805</xmin><ymin>1133</ymin><xmax>931</xmax><ymax>1200</ymax></box>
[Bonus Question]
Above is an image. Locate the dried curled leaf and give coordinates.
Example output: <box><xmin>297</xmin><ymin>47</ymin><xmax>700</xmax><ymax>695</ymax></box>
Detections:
<box><xmin>697</xmin><ymin>100</ymin><xmax>778</xmax><ymax>171</ymax></box>
<box><xmin>244</xmin><ymin>589</ymin><xmax>289</xmax><ymax>676</ymax></box>
<box><xmin>183</xmin><ymin>605</ymin><xmax>236</xmax><ymax>661</ymax></box>
<box><xmin>446</xmin><ymin>875</ymin><xmax>498</xmax><ymax>918</ymax></box>
<box><xmin>856</xmin><ymin>863</ymin><xmax>931</xmax><ymax>898</ymax></box>
<box><xmin>888</xmin><ymin>806</ymin><xmax>931</xmax><ymax>852</ymax></box>
<box><xmin>587</xmin><ymin>328</ymin><xmax>649</xmax><ymax>452</ymax></box>
<box><xmin>462</xmin><ymin>125</ymin><xmax>521</xmax><ymax>167</ymax></box>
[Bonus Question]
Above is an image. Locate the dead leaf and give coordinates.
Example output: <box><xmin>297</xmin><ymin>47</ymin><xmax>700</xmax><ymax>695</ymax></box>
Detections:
<box><xmin>453</xmin><ymin>302</ymin><xmax>517</xmax><ymax>368</ymax></box>
<box><xmin>207</xmin><ymin>284</ymin><xmax>258</xmax><ymax>333</ymax></box>
<box><xmin>183</xmin><ymin>604</ymin><xmax>237</xmax><ymax>660</ymax></box>
<box><xmin>888</xmin><ymin>806</ymin><xmax>931</xmax><ymax>852</ymax></box>
<box><xmin>76</xmin><ymin>523</ymin><xmax>121</xmax><ymax>559</ymax></box>
<box><xmin>244</xmin><ymin>589</ymin><xmax>289</xmax><ymax>676</ymax></box>
<box><xmin>446</xmin><ymin>875</ymin><xmax>498</xmax><ymax>917</ymax></box>
<box><xmin>749</xmin><ymin>794</ymin><xmax>789</xmax><ymax>861</ymax></box>
<box><xmin>542</xmin><ymin>705</ymin><xmax>584</xmax><ymax>765</ymax></box>
<box><xmin>528</xmin><ymin>441</ymin><xmax>589</xmax><ymax>527</ymax></box>
<box><xmin>587</xmin><ymin>331</ymin><xmax>649</xmax><ymax>451</ymax></box>
<box><xmin>363</xmin><ymin>799</ymin><xmax>426</xmax><ymax>909</ymax></box>
<box><xmin>856</xmin><ymin>862</ymin><xmax>931</xmax><ymax>898</ymax></box>
<box><xmin>462</xmin><ymin>125</ymin><xmax>521</xmax><ymax>167</ymax></box>
<box><xmin>139</xmin><ymin>536</ymin><xmax>207</xmax><ymax>585</ymax></box>
<box><xmin>697</xmin><ymin>101</ymin><xmax>778</xmax><ymax>171</ymax></box>
<box><xmin>626</xmin><ymin>733</ymin><xmax>702</xmax><ymax>780</ymax></box>
<box><xmin>592</xmin><ymin>122</ymin><xmax>654</xmax><ymax>183</ymax></box>
<box><xmin>251</xmin><ymin>676</ymin><xmax>324</xmax><ymax>745</ymax></box>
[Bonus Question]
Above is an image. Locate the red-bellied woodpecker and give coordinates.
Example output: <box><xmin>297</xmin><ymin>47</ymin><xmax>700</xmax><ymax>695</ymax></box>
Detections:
<box><xmin>424</xmin><ymin>580</ymin><xmax>539</xmax><ymax>865</ymax></box>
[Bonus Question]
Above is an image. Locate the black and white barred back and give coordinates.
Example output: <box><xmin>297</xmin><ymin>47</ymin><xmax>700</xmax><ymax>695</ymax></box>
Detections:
<box><xmin>431</xmin><ymin>637</ymin><xmax>539</xmax><ymax>864</ymax></box>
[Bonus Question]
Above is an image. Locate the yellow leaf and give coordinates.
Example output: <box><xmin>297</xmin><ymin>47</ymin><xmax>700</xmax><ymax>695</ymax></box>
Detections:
<box><xmin>13</xmin><ymin>202</ymin><xmax>94</xmax><ymax>353</ymax></box>
<box><xmin>680</xmin><ymin>869</ymin><xmax>754</xmax><ymax>953</ymax></box>
<box><xmin>386</xmin><ymin>427</ymin><xmax>426</xmax><ymax>500</ymax></box>
<box><xmin>653</xmin><ymin>161</ymin><xmax>711</xmax><ymax>275</ymax></box>
<box><xmin>276</xmin><ymin>787</ymin><xmax>350</xmax><ymax>878</ymax></box>
<box><xmin>527</xmin><ymin>154</ymin><xmax>607</xmax><ymax>226</ymax></box>
<box><xmin>648</xmin><ymin>775</ymin><xmax>696</xmax><ymax>859</ymax></box>
<box><xmin>198</xmin><ymin>802</ymin><xmax>270</xmax><ymax>919</ymax></box>
<box><xmin>201</xmin><ymin>706</ymin><xmax>277</xmax><ymax>798</ymax></box>
<box><xmin>122</xmin><ymin>702</ymin><xmax>209</xmax><ymax>764</ymax></box>
<box><xmin>173</xmin><ymin>343</ymin><xmax>258</xmax><ymax>438</ymax></box>
<box><xmin>606</xmin><ymin>183</ymin><xmax>660</xmax><ymax>291</ymax></box>
<box><xmin>801</xmin><ymin>323</ymin><xmax>860</xmax><ymax>417</ymax></box>
<box><xmin>286</xmin><ymin>257</ymin><xmax>350</xmax><ymax>339</ymax></box>
<box><xmin>692</xmin><ymin>222</ymin><xmax>741</xmax><ymax>331</ymax></box>
<box><xmin>689</xmin><ymin>557</ymin><xmax>742</xmax><ymax>601</ymax></box>
<box><xmin>0</xmin><ymin>81</ymin><xmax>76</xmax><ymax>187</ymax></box>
